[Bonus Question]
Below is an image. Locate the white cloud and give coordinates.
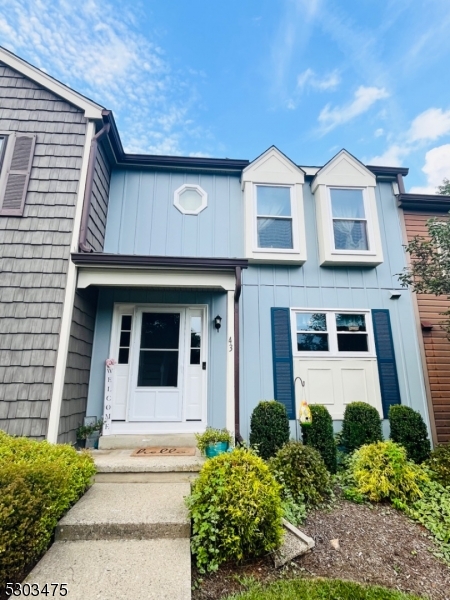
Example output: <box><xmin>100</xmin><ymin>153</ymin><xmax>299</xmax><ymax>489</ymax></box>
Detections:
<box><xmin>318</xmin><ymin>86</ymin><xmax>389</xmax><ymax>133</ymax></box>
<box><xmin>0</xmin><ymin>0</ymin><xmax>206</xmax><ymax>155</ymax></box>
<box><xmin>369</xmin><ymin>145</ymin><xmax>407</xmax><ymax>167</ymax></box>
<box><xmin>297</xmin><ymin>68</ymin><xmax>340</xmax><ymax>91</ymax></box>
<box><xmin>410</xmin><ymin>144</ymin><xmax>450</xmax><ymax>193</ymax></box>
<box><xmin>408</xmin><ymin>108</ymin><xmax>450</xmax><ymax>142</ymax></box>
<box><xmin>374</xmin><ymin>128</ymin><xmax>384</xmax><ymax>137</ymax></box>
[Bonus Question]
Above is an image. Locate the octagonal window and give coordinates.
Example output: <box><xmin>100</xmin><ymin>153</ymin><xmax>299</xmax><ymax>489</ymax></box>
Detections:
<box><xmin>174</xmin><ymin>184</ymin><xmax>207</xmax><ymax>215</ymax></box>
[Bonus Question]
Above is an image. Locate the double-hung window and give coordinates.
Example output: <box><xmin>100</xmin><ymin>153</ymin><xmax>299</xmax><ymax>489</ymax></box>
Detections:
<box><xmin>330</xmin><ymin>188</ymin><xmax>369</xmax><ymax>251</ymax></box>
<box><xmin>256</xmin><ymin>185</ymin><xmax>294</xmax><ymax>250</ymax></box>
<box><xmin>292</xmin><ymin>309</ymin><xmax>374</xmax><ymax>357</ymax></box>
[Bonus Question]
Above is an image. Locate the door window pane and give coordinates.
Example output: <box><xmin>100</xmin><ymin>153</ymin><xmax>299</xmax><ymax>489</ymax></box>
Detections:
<box><xmin>337</xmin><ymin>334</ymin><xmax>368</xmax><ymax>352</ymax></box>
<box><xmin>190</xmin><ymin>315</ymin><xmax>202</xmax><ymax>365</ymax></box>
<box><xmin>257</xmin><ymin>218</ymin><xmax>293</xmax><ymax>248</ymax></box>
<box><xmin>297</xmin><ymin>333</ymin><xmax>329</xmax><ymax>352</ymax></box>
<box><xmin>257</xmin><ymin>186</ymin><xmax>291</xmax><ymax>216</ymax></box>
<box><xmin>140</xmin><ymin>313</ymin><xmax>180</xmax><ymax>349</ymax></box>
<box><xmin>118</xmin><ymin>348</ymin><xmax>129</xmax><ymax>364</ymax></box>
<box><xmin>138</xmin><ymin>350</ymin><xmax>178</xmax><ymax>387</ymax></box>
<box><xmin>121</xmin><ymin>315</ymin><xmax>132</xmax><ymax>330</ymax></box>
<box><xmin>118</xmin><ymin>314</ymin><xmax>133</xmax><ymax>364</ymax></box>
<box><xmin>190</xmin><ymin>349</ymin><xmax>201</xmax><ymax>364</ymax></box>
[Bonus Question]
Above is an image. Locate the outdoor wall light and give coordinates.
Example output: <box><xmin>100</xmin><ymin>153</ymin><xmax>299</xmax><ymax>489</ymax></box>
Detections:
<box><xmin>214</xmin><ymin>315</ymin><xmax>222</xmax><ymax>332</ymax></box>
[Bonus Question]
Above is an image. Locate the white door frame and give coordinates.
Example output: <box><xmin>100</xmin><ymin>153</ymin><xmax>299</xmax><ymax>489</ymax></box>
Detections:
<box><xmin>108</xmin><ymin>303</ymin><xmax>208</xmax><ymax>434</ymax></box>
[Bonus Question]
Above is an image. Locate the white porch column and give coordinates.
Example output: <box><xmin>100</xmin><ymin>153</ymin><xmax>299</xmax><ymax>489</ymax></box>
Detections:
<box><xmin>226</xmin><ymin>290</ymin><xmax>235</xmax><ymax>435</ymax></box>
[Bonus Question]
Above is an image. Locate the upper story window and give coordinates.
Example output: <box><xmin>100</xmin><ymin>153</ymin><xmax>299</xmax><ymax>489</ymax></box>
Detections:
<box><xmin>242</xmin><ymin>147</ymin><xmax>307</xmax><ymax>264</ymax></box>
<box><xmin>292</xmin><ymin>309</ymin><xmax>374</xmax><ymax>357</ymax></box>
<box><xmin>330</xmin><ymin>188</ymin><xmax>369</xmax><ymax>251</ymax></box>
<box><xmin>256</xmin><ymin>185</ymin><xmax>293</xmax><ymax>249</ymax></box>
<box><xmin>174</xmin><ymin>184</ymin><xmax>207</xmax><ymax>215</ymax></box>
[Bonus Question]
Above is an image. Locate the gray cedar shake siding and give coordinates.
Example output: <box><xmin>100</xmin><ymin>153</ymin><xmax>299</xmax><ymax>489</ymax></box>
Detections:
<box><xmin>0</xmin><ymin>62</ymin><xmax>89</xmax><ymax>439</ymax></box>
<box><xmin>85</xmin><ymin>141</ymin><xmax>111</xmax><ymax>252</ymax></box>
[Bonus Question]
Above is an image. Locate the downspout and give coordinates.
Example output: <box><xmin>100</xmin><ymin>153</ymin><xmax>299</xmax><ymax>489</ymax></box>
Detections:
<box><xmin>234</xmin><ymin>266</ymin><xmax>243</xmax><ymax>444</ymax></box>
<box><xmin>397</xmin><ymin>173</ymin><xmax>406</xmax><ymax>195</ymax></box>
<box><xmin>78</xmin><ymin>118</ymin><xmax>110</xmax><ymax>252</ymax></box>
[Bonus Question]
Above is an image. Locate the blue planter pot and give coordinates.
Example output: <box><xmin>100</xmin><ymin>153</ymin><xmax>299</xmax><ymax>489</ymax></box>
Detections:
<box><xmin>205</xmin><ymin>441</ymin><xmax>229</xmax><ymax>458</ymax></box>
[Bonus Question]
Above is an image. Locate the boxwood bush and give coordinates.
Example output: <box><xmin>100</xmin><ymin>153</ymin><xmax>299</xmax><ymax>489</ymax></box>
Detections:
<box><xmin>301</xmin><ymin>404</ymin><xmax>337</xmax><ymax>474</ymax></box>
<box><xmin>389</xmin><ymin>405</ymin><xmax>430</xmax><ymax>464</ymax></box>
<box><xmin>270</xmin><ymin>441</ymin><xmax>332</xmax><ymax>507</ymax></box>
<box><xmin>341</xmin><ymin>402</ymin><xmax>383</xmax><ymax>453</ymax></box>
<box><xmin>186</xmin><ymin>447</ymin><xmax>283</xmax><ymax>573</ymax></box>
<box><xmin>249</xmin><ymin>400</ymin><xmax>290</xmax><ymax>460</ymax></box>
<box><xmin>0</xmin><ymin>432</ymin><xmax>96</xmax><ymax>587</ymax></box>
<box><xmin>428</xmin><ymin>444</ymin><xmax>450</xmax><ymax>487</ymax></box>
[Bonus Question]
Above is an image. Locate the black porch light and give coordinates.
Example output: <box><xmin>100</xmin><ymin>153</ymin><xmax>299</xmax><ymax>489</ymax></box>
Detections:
<box><xmin>214</xmin><ymin>315</ymin><xmax>222</xmax><ymax>332</ymax></box>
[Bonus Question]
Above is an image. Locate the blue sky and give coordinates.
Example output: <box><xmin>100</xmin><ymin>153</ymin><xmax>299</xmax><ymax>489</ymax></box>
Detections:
<box><xmin>1</xmin><ymin>0</ymin><xmax>450</xmax><ymax>191</ymax></box>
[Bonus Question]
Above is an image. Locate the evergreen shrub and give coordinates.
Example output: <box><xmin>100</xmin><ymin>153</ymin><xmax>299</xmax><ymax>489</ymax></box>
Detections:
<box><xmin>249</xmin><ymin>400</ymin><xmax>290</xmax><ymax>460</ymax></box>
<box><xmin>341</xmin><ymin>402</ymin><xmax>383</xmax><ymax>453</ymax></box>
<box><xmin>270</xmin><ymin>441</ymin><xmax>332</xmax><ymax>507</ymax></box>
<box><xmin>301</xmin><ymin>404</ymin><xmax>337</xmax><ymax>473</ymax></box>
<box><xmin>0</xmin><ymin>432</ymin><xmax>95</xmax><ymax>587</ymax></box>
<box><xmin>346</xmin><ymin>440</ymin><xmax>427</xmax><ymax>503</ymax></box>
<box><xmin>186</xmin><ymin>448</ymin><xmax>283</xmax><ymax>573</ymax></box>
<box><xmin>389</xmin><ymin>405</ymin><xmax>430</xmax><ymax>464</ymax></box>
<box><xmin>428</xmin><ymin>444</ymin><xmax>450</xmax><ymax>487</ymax></box>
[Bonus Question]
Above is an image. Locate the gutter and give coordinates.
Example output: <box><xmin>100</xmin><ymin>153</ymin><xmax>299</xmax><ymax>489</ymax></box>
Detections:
<box><xmin>79</xmin><ymin>115</ymin><xmax>111</xmax><ymax>252</ymax></box>
<box><xmin>71</xmin><ymin>252</ymin><xmax>248</xmax><ymax>270</ymax></box>
<box><xmin>397</xmin><ymin>192</ymin><xmax>450</xmax><ymax>212</ymax></box>
<box><xmin>234</xmin><ymin>266</ymin><xmax>243</xmax><ymax>444</ymax></box>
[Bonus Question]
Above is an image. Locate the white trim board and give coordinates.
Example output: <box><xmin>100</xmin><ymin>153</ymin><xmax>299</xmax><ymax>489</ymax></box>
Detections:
<box><xmin>0</xmin><ymin>47</ymin><xmax>104</xmax><ymax>119</ymax></box>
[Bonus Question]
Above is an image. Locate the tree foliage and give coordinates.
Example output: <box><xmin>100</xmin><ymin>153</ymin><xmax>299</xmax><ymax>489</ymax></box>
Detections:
<box><xmin>437</xmin><ymin>178</ymin><xmax>450</xmax><ymax>195</ymax></box>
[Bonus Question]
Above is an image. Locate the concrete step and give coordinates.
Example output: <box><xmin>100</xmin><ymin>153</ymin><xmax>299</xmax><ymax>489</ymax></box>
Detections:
<box><xmin>24</xmin><ymin>539</ymin><xmax>191</xmax><ymax>600</ymax></box>
<box><xmin>56</xmin><ymin>483</ymin><xmax>190</xmax><ymax>541</ymax></box>
<box><xmin>99</xmin><ymin>433</ymin><xmax>198</xmax><ymax>449</ymax></box>
<box><xmin>92</xmin><ymin>449</ymin><xmax>204</xmax><ymax>483</ymax></box>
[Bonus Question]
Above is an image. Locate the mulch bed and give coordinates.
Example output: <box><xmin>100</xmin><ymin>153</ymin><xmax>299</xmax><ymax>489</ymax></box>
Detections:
<box><xmin>192</xmin><ymin>497</ymin><xmax>450</xmax><ymax>600</ymax></box>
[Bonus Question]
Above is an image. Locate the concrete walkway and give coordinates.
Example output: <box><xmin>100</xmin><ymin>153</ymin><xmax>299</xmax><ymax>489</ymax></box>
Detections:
<box><xmin>25</xmin><ymin>451</ymin><xmax>201</xmax><ymax>599</ymax></box>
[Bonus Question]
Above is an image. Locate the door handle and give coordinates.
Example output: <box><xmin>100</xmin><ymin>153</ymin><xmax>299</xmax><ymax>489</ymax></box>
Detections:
<box><xmin>202</xmin><ymin>362</ymin><xmax>206</xmax><ymax>370</ymax></box>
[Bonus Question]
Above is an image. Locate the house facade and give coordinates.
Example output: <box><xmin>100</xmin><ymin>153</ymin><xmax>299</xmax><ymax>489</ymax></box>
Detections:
<box><xmin>0</xmin><ymin>47</ymin><xmax>436</xmax><ymax>446</ymax></box>
<box><xmin>398</xmin><ymin>192</ymin><xmax>450</xmax><ymax>444</ymax></box>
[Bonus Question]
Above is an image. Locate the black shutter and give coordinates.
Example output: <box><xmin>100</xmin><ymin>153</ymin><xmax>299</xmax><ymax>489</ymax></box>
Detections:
<box><xmin>0</xmin><ymin>134</ymin><xmax>36</xmax><ymax>216</ymax></box>
<box><xmin>271</xmin><ymin>307</ymin><xmax>295</xmax><ymax>419</ymax></box>
<box><xmin>372</xmin><ymin>309</ymin><xmax>401</xmax><ymax>417</ymax></box>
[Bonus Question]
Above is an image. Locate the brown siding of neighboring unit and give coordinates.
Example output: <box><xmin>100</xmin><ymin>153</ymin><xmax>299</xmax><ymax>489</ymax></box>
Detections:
<box><xmin>404</xmin><ymin>211</ymin><xmax>450</xmax><ymax>443</ymax></box>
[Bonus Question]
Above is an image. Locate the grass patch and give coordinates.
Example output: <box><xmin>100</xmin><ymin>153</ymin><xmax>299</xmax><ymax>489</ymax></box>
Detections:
<box><xmin>225</xmin><ymin>578</ymin><xmax>422</xmax><ymax>600</ymax></box>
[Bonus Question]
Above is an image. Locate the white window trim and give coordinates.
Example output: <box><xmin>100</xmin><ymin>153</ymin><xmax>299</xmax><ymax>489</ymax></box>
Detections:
<box><xmin>174</xmin><ymin>183</ymin><xmax>207</xmax><ymax>215</ymax></box>
<box><xmin>290</xmin><ymin>308</ymin><xmax>376</xmax><ymax>359</ymax></box>
<box><xmin>327</xmin><ymin>187</ymin><xmax>378</xmax><ymax>256</ymax></box>
<box><xmin>253</xmin><ymin>183</ymin><xmax>299</xmax><ymax>254</ymax></box>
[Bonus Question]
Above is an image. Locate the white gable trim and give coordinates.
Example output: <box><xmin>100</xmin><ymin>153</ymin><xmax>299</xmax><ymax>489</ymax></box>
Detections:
<box><xmin>242</xmin><ymin>146</ymin><xmax>305</xmax><ymax>188</ymax></box>
<box><xmin>311</xmin><ymin>149</ymin><xmax>376</xmax><ymax>192</ymax></box>
<box><xmin>0</xmin><ymin>47</ymin><xmax>104</xmax><ymax>119</ymax></box>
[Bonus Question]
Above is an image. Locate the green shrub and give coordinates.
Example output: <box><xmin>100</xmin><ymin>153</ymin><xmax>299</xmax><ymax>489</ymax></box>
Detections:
<box><xmin>186</xmin><ymin>447</ymin><xmax>283</xmax><ymax>573</ymax></box>
<box><xmin>301</xmin><ymin>405</ymin><xmax>337</xmax><ymax>474</ymax></box>
<box><xmin>389</xmin><ymin>405</ymin><xmax>430</xmax><ymax>463</ymax></box>
<box><xmin>0</xmin><ymin>432</ymin><xmax>96</xmax><ymax>587</ymax></box>
<box><xmin>427</xmin><ymin>444</ymin><xmax>450</xmax><ymax>487</ymax></box>
<box><xmin>249</xmin><ymin>401</ymin><xmax>290</xmax><ymax>460</ymax></box>
<box><xmin>341</xmin><ymin>402</ymin><xmax>383</xmax><ymax>453</ymax></box>
<box><xmin>270</xmin><ymin>441</ymin><xmax>332</xmax><ymax>507</ymax></box>
<box><xmin>345</xmin><ymin>441</ymin><xmax>427</xmax><ymax>503</ymax></box>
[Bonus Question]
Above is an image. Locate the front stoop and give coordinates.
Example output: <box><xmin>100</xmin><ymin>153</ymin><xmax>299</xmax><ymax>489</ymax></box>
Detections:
<box><xmin>98</xmin><ymin>433</ymin><xmax>198</xmax><ymax>450</ymax></box>
<box><xmin>25</xmin><ymin>481</ymin><xmax>194</xmax><ymax>599</ymax></box>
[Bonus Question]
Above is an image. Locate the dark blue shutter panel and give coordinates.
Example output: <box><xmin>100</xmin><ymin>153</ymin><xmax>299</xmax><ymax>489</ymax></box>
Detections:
<box><xmin>372</xmin><ymin>309</ymin><xmax>401</xmax><ymax>417</ymax></box>
<box><xmin>271</xmin><ymin>307</ymin><xmax>295</xmax><ymax>419</ymax></box>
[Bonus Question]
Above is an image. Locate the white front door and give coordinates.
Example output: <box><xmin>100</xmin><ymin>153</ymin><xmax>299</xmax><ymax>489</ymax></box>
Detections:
<box><xmin>109</xmin><ymin>304</ymin><xmax>207</xmax><ymax>430</ymax></box>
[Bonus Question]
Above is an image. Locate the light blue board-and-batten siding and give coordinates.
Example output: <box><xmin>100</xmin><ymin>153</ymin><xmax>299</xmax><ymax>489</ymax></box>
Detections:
<box><xmin>238</xmin><ymin>181</ymin><xmax>430</xmax><ymax>440</ymax></box>
<box><xmin>85</xmin><ymin>287</ymin><xmax>228</xmax><ymax>430</ymax></box>
<box><xmin>103</xmin><ymin>170</ymin><xmax>244</xmax><ymax>258</ymax></box>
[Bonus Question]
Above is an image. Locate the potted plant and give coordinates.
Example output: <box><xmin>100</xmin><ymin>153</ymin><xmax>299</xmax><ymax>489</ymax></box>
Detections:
<box><xmin>195</xmin><ymin>427</ymin><xmax>232</xmax><ymax>458</ymax></box>
<box><xmin>76</xmin><ymin>419</ymin><xmax>103</xmax><ymax>450</ymax></box>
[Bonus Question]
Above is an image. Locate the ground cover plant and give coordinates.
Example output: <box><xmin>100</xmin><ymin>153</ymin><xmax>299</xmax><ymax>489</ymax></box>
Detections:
<box><xmin>341</xmin><ymin>402</ymin><xmax>383</xmax><ymax>453</ymax></box>
<box><xmin>428</xmin><ymin>444</ymin><xmax>450</xmax><ymax>487</ymax></box>
<box><xmin>186</xmin><ymin>447</ymin><xmax>283</xmax><ymax>573</ymax></box>
<box><xmin>249</xmin><ymin>401</ymin><xmax>290</xmax><ymax>460</ymax></box>
<box><xmin>389</xmin><ymin>405</ymin><xmax>430</xmax><ymax>464</ymax></box>
<box><xmin>224</xmin><ymin>578</ymin><xmax>422</xmax><ymax>600</ymax></box>
<box><xmin>270</xmin><ymin>441</ymin><xmax>332</xmax><ymax>507</ymax></box>
<box><xmin>0</xmin><ymin>432</ymin><xmax>95</xmax><ymax>588</ymax></box>
<box><xmin>301</xmin><ymin>404</ymin><xmax>337</xmax><ymax>473</ymax></box>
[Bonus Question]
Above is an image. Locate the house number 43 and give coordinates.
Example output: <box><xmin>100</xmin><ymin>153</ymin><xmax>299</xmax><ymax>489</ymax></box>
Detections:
<box><xmin>229</xmin><ymin>337</ymin><xmax>233</xmax><ymax>352</ymax></box>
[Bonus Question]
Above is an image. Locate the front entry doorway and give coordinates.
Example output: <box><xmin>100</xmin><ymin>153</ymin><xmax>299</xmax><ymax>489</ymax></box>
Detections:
<box><xmin>109</xmin><ymin>304</ymin><xmax>207</xmax><ymax>433</ymax></box>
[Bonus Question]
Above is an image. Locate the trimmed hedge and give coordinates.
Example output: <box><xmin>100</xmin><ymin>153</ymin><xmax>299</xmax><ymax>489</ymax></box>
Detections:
<box><xmin>270</xmin><ymin>441</ymin><xmax>332</xmax><ymax>507</ymax></box>
<box><xmin>341</xmin><ymin>402</ymin><xmax>383</xmax><ymax>453</ymax></box>
<box><xmin>249</xmin><ymin>400</ymin><xmax>290</xmax><ymax>460</ymax></box>
<box><xmin>389</xmin><ymin>405</ymin><xmax>430</xmax><ymax>464</ymax></box>
<box><xmin>301</xmin><ymin>404</ymin><xmax>337</xmax><ymax>473</ymax></box>
<box><xmin>0</xmin><ymin>432</ymin><xmax>96</xmax><ymax>587</ymax></box>
<box><xmin>186</xmin><ymin>447</ymin><xmax>283</xmax><ymax>572</ymax></box>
